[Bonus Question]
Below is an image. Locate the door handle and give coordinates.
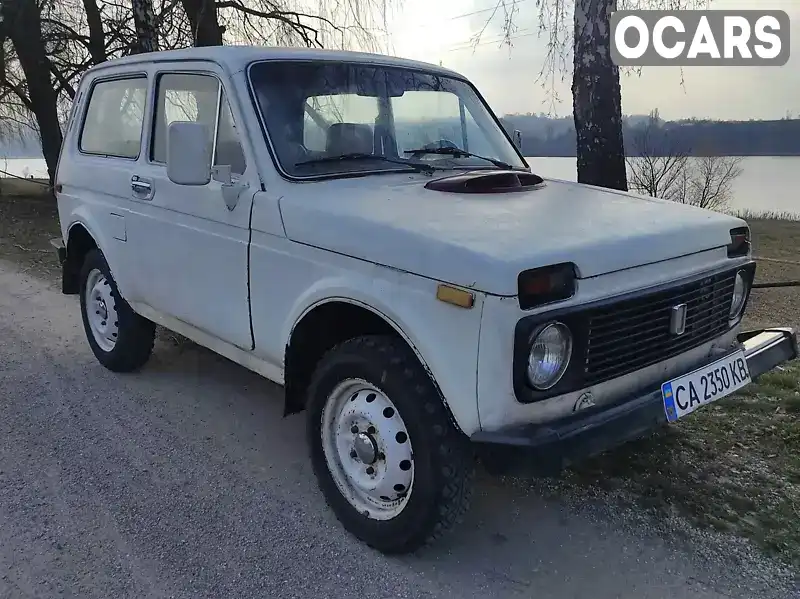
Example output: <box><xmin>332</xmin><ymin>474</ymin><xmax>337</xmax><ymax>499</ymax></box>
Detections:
<box><xmin>131</xmin><ymin>175</ymin><xmax>153</xmax><ymax>199</ymax></box>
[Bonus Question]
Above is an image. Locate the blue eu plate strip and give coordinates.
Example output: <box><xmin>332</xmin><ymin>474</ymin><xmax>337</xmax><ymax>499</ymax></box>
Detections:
<box><xmin>662</xmin><ymin>381</ymin><xmax>678</xmax><ymax>423</ymax></box>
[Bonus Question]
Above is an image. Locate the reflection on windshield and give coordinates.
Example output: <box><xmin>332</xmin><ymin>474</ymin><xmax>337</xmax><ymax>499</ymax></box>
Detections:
<box><xmin>247</xmin><ymin>60</ymin><xmax>526</xmax><ymax>178</ymax></box>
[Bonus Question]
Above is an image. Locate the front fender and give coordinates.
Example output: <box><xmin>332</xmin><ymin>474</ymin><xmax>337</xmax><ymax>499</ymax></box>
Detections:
<box><xmin>282</xmin><ymin>271</ymin><xmax>485</xmax><ymax>435</ymax></box>
<box><xmin>65</xmin><ymin>205</ymin><xmax>129</xmax><ymax>299</ymax></box>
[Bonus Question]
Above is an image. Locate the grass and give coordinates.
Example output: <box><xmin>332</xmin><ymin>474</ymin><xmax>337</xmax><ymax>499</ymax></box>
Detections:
<box><xmin>1</xmin><ymin>188</ymin><xmax>799</xmax><ymax>566</ymax></box>
<box><xmin>0</xmin><ymin>183</ymin><xmax>61</xmax><ymax>281</ymax></box>
<box><xmin>564</xmin><ymin>213</ymin><xmax>800</xmax><ymax>567</ymax></box>
<box><xmin>566</xmin><ymin>362</ymin><xmax>800</xmax><ymax>563</ymax></box>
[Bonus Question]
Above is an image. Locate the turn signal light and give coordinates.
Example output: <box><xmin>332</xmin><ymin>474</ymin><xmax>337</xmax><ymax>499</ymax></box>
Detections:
<box><xmin>517</xmin><ymin>263</ymin><xmax>577</xmax><ymax>310</ymax></box>
<box><xmin>436</xmin><ymin>284</ymin><xmax>475</xmax><ymax>309</ymax></box>
<box><xmin>727</xmin><ymin>226</ymin><xmax>750</xmax><ymax>258</ymax></box>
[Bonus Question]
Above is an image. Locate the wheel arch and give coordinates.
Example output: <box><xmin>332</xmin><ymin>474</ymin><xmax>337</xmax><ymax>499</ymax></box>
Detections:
<box><xmin>63</xmin><ymin>221</ymin><xmax>98</xmax><ymax>294</ymax></box>
<box><xmin>282</xmin><ymin>296</ymin><xmax>465</xmax><ymax>434</ymax></box>
<box><xmin>62</xmin><ymin>214</ymin><xmax>124</xmax><ymax>297</ymax></box>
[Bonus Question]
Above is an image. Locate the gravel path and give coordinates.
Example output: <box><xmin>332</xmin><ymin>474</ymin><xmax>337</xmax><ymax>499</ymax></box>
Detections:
<box><xmin>0</xmin><ymin>261</ymin><xmax>796</xmax><ymax>599</ymax></box>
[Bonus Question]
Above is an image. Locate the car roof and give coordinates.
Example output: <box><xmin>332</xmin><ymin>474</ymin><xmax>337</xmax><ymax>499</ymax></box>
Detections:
<box><xmin>86</xmin><ymin>45</ymin><xmax>465</xmax><ymax>79</ymax></box>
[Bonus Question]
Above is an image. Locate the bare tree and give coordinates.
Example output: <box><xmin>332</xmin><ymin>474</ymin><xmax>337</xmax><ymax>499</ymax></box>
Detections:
<box><xmin>0</xmin><ymin>0</ymin><xmax>395</xmax><ymax>186</ymax></box>
<box><xmin>82</xmin><ymin>0</ymin><xmax>108</xmax><ymax>63</ymax></box>
<box><xmin>482</xmin><ymin>0</ymin><xmax>712</xmax><ymax>193</ymax></box>
<box><xmin>626</xmin><ymin>113</ymin><xmax>743</xmax><ymax>211</ymax></box>
<box><xmin>626</xmin><ymin>110</ymin><xmax>689</xmax><ymax>201</ymax></box>
<box><xmin>0</xmin><ymin>0</ymin><xmax>63</xmax><ymax>186</ymax></box>
<box><xmin>181</xmin><ymin>0</ymin><xmax>393</xmax><ymax>49</ymax></box>
<box><xmin>132</xmin><ymin>0</ymin><xmax>160</xmax><ymax>53</ymax></box>
<box><xmin>679</xmin><ymin>154</ymin><xmax>743</xmax><ymax>210</ymax></box>
<box><xmin>180</xmin><ymin>0</ymin><xmax>223</xmax><ymax>46</ymax></box>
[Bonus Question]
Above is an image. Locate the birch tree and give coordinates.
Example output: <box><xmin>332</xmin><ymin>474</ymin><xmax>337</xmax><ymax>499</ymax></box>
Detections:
<box><xmin>572</xmin><ymin>0</ymin><xmax>625</xmax><ymax>189</ymax></box>
<box><xmin>132</xmin><ymin>0</ymin><xmax>160</xmax><ymax>53</ymax></box>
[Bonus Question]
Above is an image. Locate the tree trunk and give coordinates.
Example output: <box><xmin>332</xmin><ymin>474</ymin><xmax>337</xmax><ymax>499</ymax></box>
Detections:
<box><xmin>132</xmin><ymin>0</ymin><xmax>159</xmax><ymax>53</ymax></box>
<box><xmin>82</xmin><ymin>0</ymin><xmax>107</xmax><ymax>63</ymax></box>
<box><xmin>1</xmin><ymin>0</ymin><xmax>63</xmax><ymax>187</ymax></box>
<box><xmin>180</xmin><ymin>0</ymin><xmax>223</xmax><ymax>46</ymax></box>
<box><xmin>571</xmin><ymin>0</ymin><xmax>627</xmax><ymax>191</ymax></box>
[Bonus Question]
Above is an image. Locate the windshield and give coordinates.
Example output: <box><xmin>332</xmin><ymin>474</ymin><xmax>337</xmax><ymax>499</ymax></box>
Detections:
<box><xmin>248</xmin><ymin>60</ymin><xmax>527</xmax><ymax>178</ymax></box>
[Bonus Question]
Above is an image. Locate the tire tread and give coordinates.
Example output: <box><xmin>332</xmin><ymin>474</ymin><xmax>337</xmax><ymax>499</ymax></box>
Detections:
<box><xmin>307</xmin><ymin>334</ymin><xmax>474</xmax><ymax>554</ymax></box>
<box><xmin>79</xmin><ymin>249</ymin><xmax>155</xmax><ymax>372</ymax></box>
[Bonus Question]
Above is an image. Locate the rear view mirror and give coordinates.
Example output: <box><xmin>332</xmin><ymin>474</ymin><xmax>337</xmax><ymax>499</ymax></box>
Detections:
<box><xmin>167</xmin><ymin>121</ymin><xmax>212</xmax><ymax>185</ymax></box>
<box><xmin>513</xmin><ymin>129</ymin><xmax>523</xmax><ymax>151</ymax></box>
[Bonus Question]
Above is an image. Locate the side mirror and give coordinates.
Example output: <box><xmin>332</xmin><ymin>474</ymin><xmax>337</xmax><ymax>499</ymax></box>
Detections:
<box><xmin>167</xmin><ymin>121</ymin><xmax>212</xmax><ymax>185</ymax></box>
<box><xmin>513</xmin><ymin>129</ymin><xmax>523</xmax><ymax>151</ymax></box>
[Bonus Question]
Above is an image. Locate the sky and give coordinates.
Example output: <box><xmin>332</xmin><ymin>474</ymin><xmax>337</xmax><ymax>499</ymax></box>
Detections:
<box><xmin>377</xmin><ymin>0</ymin><xmax>800</xmax><ymax>120</ymax></box>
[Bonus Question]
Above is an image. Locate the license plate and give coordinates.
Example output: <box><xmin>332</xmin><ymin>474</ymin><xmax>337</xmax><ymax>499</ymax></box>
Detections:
<box><xmin>661</xmin><ymin>350</ymin><xmax>751</xmax><ymax>422</ymax></box>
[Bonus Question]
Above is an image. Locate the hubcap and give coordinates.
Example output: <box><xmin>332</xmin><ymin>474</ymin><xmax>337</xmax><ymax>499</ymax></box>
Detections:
<box><xmin>321</xmin><ymin>379</ymin><xmax>414</xmax><ymax>520</ymax></box>
<box><xmin>354</xmin><ymin>432</ymin><xmax>378</xmax><ymax>464</ymax></box>
<box><xmin>84</xmin><ymin>268</ymin><xmax>119</xmax><ymax>352</ymax></box>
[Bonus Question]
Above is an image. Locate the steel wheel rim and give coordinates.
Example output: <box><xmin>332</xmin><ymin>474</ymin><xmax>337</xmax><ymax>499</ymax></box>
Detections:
<box><xmin>321</xmin><ymin>379</ymin><xmax>414</xmax><ymax>521</ymax></box>
<box><xmin>85</xmin><ymin>268</ymin><xmax>118</xmax><ymax>353</ymax></box>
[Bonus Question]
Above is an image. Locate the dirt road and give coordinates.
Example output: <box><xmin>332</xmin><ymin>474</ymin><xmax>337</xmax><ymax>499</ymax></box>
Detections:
<box><xmin>0</xmin><ymin>261</ymin><xmax>795</xmax><ymax>599</ymax></box>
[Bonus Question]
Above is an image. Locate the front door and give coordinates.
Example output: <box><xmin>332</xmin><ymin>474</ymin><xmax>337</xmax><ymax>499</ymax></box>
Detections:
<box><xmin>125</xmin><ymin>62</ymin><xmax>255</xmax><ymax>350</ymax></box>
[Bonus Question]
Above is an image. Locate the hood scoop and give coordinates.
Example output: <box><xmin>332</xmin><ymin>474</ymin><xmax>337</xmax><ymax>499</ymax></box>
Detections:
<box><xmin>425</xmin><ymin>170</ymin><xmax>544</xmax><ymax>194</ymax></box>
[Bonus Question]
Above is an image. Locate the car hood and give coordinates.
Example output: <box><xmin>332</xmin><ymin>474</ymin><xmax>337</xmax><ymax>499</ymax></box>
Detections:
<box><xmin>278</xmin><ymin>173</ymin><xmax>746</xmax><ymax>296</ymax></box>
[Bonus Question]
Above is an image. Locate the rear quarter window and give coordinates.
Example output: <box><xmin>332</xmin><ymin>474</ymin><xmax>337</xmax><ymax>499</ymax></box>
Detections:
<box><xmin>79</xmin><ymin>76</ymin><xmax>148</xmax><ymax>159</ymax></box>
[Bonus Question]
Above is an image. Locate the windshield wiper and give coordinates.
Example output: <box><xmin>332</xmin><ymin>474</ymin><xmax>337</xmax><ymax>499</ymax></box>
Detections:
<box><xmin>403</xmin><ymin>147</ymin><xmax>514</xmax><ymax>170</ymax></box>
<box><xmin>296</xmin><ymin>152</ymin><xmax>435</xmax><ymax>174</ymax></box>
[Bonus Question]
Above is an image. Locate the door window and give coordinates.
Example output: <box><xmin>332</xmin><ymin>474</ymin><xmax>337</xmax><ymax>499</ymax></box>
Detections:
<box><xmin>79</xmin><ymin>76</ymin><xmax>148</xmax><ymax>159</ymax></box>
<box><xmin>151</xmin><ymin>73</ymin><xmax>246</xmax><ymax>175</ymax></box>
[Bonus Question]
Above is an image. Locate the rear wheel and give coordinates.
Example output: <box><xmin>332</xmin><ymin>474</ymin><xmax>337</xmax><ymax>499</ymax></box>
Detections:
<box><xmin>79</xmin><ymin>249</ymin><xmax>155</xmax><ymax>372</ymax></box>
<box><xmin>307</xmin><ymin>335</ymin><xmax>474</xmax><ymax>554</ymax></box>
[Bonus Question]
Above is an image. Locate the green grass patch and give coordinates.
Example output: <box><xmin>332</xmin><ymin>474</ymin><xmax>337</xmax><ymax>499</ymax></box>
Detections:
<box><xmin>566</xmin><ymin>360</ymin><xmax>800</xmax><ymax>567</ymax></box>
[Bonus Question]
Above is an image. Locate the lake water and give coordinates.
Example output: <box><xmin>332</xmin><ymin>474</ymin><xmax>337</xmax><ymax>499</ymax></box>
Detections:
<box><xmin>5</xmin><ymin>155</ymin><xmax>798</xmax><ymax>216</ymax></box>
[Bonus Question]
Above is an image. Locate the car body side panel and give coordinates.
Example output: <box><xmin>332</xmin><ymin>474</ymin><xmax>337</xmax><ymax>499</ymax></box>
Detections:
<box><xmin>248</xmin><ymin>195</ymin><xmax>484</xmax><ymax>433</ymax></box>
<box><xmin>55</xmin><ymin>66</ymin><xmax>149</xmax><ymax>300</ymax></box>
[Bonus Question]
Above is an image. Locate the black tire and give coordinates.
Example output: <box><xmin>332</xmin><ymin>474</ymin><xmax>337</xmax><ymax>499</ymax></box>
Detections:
<box><xmin>79</xmin><ymin>248</ymin><xmax>155</xmax><ymax>372</ymax></box>
<box><xmin>306</xmin><ymin>334</ymin><xmax>474</xmax><ymax>554</ymax></box>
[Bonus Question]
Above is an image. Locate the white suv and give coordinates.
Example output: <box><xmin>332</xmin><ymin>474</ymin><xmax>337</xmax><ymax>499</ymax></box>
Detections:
<box><xmin>53</xmin><ymin>46</ymin><xmax>797</xmax><ymax>554</ymax></box>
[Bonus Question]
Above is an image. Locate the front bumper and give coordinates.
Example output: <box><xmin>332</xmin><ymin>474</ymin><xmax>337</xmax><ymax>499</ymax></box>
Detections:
<box><xmin>472</xmin><ymin>328</ymin><xmax>798</xmax><ymax>476</ymax></box>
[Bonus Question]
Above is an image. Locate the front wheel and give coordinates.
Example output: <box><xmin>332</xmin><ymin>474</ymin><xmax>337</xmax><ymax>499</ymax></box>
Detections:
<box><xmin>79</xmin><ymin>249</ymin><xmax>155</xmax><ymax>372</ymax></box>
<box><xmin>307</xmin><ymin>335</ymin><xmax>474</xmax><ymax>554</ymax></box>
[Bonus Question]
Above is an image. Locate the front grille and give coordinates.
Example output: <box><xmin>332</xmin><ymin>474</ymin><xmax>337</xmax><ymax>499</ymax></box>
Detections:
<box><xmin>583</xmin><ymin>270</ymin><xmax>737</xmax><ymax>386</ymax></box>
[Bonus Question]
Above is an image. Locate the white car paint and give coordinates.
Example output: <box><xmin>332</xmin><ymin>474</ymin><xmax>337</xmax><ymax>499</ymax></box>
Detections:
<box><xmin>55</xmin><ymin>46</ymin><xmax>752</xmax><ymax>438</ymax></box>
<box><xmin>278</xmin><ymin>174</ymin><xmax>744</xmax><ymax>295</ymax></box>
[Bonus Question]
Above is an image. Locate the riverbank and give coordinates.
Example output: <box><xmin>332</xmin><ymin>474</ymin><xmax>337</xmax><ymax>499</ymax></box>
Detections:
<box><xmin>1</xmin><ymin>191</ymin><xmax>798</xmax><ymax>568</ymax></box>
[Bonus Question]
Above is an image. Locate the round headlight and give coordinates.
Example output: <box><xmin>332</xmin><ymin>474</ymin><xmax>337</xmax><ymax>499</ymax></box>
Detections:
<box><xmin>527</xmin><ymin>322</ymin><xmax>573</xmax><ymax>390</ymax></box>
<box><xmin>730</xmin><ymin>271</ymin><xmax>748</xmax><ymax>319</ymax></box>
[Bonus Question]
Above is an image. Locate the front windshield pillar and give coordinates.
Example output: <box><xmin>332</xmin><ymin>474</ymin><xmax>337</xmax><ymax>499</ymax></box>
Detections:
<box><xmin>458</xmin><ymin>99</ymin><xmax>469</xmax><ymax>152</ymax></box>
<box><xmin>377</xmin><ymin>94</ymin><xmax>397</xmax><ymax>158</ymax></box>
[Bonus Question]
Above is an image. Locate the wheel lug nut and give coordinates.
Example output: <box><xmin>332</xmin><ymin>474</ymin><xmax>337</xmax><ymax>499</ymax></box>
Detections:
<box><xmin>350</xmin><ymin>450</ymin><xmax>357</xmax><ymax>459</ymax></box>
<box><xmin>350</xmin><ymin>425</ymin><xmax>358</xmax><ymax>434</ymax></box>
<box><xmin>378</xmin><ymin>452</ymin><xmax>385</xmax><ymax>461</ymax></box>
<box><xmin>366</xmin><ymin>466</ymin><xmax>375</xmax><ymax>475</ymax></box>
<box><xmin>367</xmin><ymin>426</ymin><xmax>376</xmax><ymax>434</ymax></box>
